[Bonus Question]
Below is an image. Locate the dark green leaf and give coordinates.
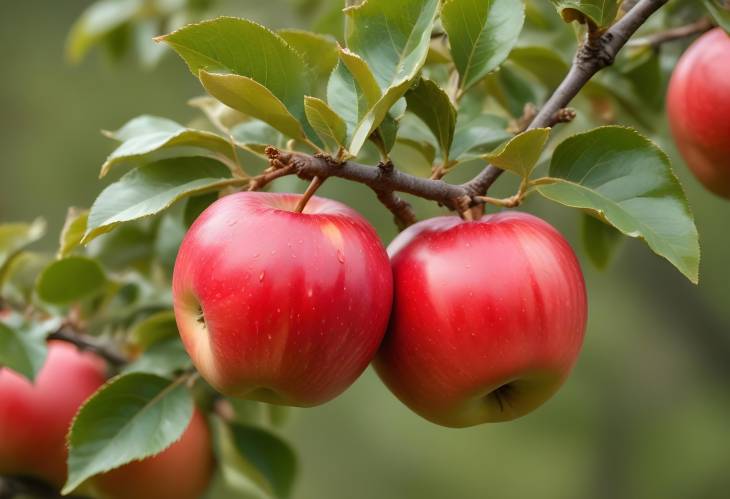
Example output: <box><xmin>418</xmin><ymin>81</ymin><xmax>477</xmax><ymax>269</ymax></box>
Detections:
<box><xmin>36</xmin><ymin>257</ymin><xmax>107</xmax><ymax>305</ymax></box>
<box><xmin>160</xmin><ymin>18</ymin><xmax>311</xmax><ymax>139</ymax></box>
<box><xmin>199</xmin><ymin>72</ymin><xmax>310</xmax><ymax>141</ymax></box>
<box><xmin>535</xmin><ymin>126</ymin><xmax>700</xmax><ymax>283</ymax></box>
<box><xmin>0</xmin><ymin>320</ymin><xmax>55</xmax><ymax>382</ymax></box>
<box><xmin>304</xmin><ymin>96</ymin><xmax>348</xmax><ymax>153</ymax></box>
<box><xmin>216</xmin><ymin>418</ymin><xmax>297</xmax><ymax>499</ymax></box>
<box><xmin>278</xmin><ymin>29</ymin><xmax>338</xmax><ymax>80</ymax></box>
<box><xmin>405</xmin><ymin>79</ymin><xmax>456</xmax><ymax>161</ymax></box>
<box><xmin>509</xmin><ymin>46</ymin><xmax>569</xmax><ymax>90</ymax></box>
<box><xmin>184</xmin><ymin>193</ymin><xmax>219</xmax><ymax>228</ymax></box>
<box><xmin>83</xmin><ymin>157</ymin><xmax>235</xmax><ymax>243</ymax></box>
<box><xmin>450</xmin><ymin>114</ymin><xmax>511</xmax><ymax>160</ymax></box>
<box><xmin>130</xmin><ymin>311</ymin><xmax>179</xmax><ymax>349</ymax></box>
<box><xmin>124</xmin><ymin>338</ymin><xmax>191</xmax><ymax>377</ymax></box>
<box><xmin>550</xmin><ymin>0</ymin><xmax>621</xmax><ymax>28</ymax></box>
<box><xmin>484</xmin><ymin>128</ymin><xmax>550</xmax><ymax>179</ymax></box>
<box><xmin>101</xmin><ymin>115</ymin><xmax>238</xmax><ymax>177</ymax></box>
<box><xmin>87</xmin><ymin>222</ymin><xmax>156</xmax><ymax>272</ymax></box>
<box><xmin>582</xmin><ymin>213</ymin><xmax>623</xmax><ymax>269</ymax></box>
<box><xmin>442</xmin><ymin>0</ymin><xmax>525</xmax><ymax>92</ymax></box>
<box><xmin>63</xmin><ymin>373</ymin><xmax>194</xmax><ymax>494</ymax></box>
<box><xmin>345</xmin><ymin>0</ymin><xmax>440</xmax><ymax>154</ymax></box>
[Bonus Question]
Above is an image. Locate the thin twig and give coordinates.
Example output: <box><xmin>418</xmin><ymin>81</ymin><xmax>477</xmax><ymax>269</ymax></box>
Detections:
<box><xmin>48</xmin><ymin>328</ymin><xmax>127</xmax><ymax>368</ymax></box>
<box><xmin>627</xmin><ymin>17</ymin><xmax>714</xmax><ymax>48</ymax></box>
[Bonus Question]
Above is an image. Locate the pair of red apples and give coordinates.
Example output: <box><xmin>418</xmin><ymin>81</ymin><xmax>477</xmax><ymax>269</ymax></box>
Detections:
<box><xmin>173</xmin><ymin>192</ymin><xmax>588</xmax><ymax>428</ymax></box>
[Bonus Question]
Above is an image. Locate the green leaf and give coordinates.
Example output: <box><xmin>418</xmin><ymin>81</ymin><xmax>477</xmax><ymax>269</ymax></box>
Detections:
<box><xmin>278</xmin><ymin>29</ymin><xmax>338</xmax><ymax>80</ymax></box>
<box><xmin>442</xmin><ymin>0</ymin><xmax>525</xmax><ymax>92</ymax></box>
<box><xmin>189</xmin><ymin>96</ymin><xmax>247</xmax><ymax>133</ymax></box>
<box><xmin>230</xmin><ymin>120</ymin><xmax>287</xmax><ymax>155</ymax></box>
<box><xmin>58</xmin><ymin>208</ymin><xmax>89</xmax><ymax>259</ymax></box>
<box><xmin>66</xmin><ymin>0</ymin><xmax>142</xmax><ymax>64</ymax></box>
<box><xmin>1</xmin><ymin>252</ymin><xmax>50</xmax><ymax>305</ymax></box>
<box><xmin>36</xmin><ymin>257</ymin><xmax>107</xmax><ymax>305</ymax></box>
<box><xmin>64</xmin><ymin>373</ymin><xmax>193</xmax><ymax>494</ymax></box>
<box><xmin>327</xmin><ymin>62</ymin><xmax>367</xmax><ymax>141</ymax></box>
<box><xmin>619</xmin><ymin>47</ymin><xmax>663</xmax><ymax>112</ymax></box>
<box><xmin>582</xmin><ymin>213</ymin><xmax>623</xmax><ymax>269</ymax></box>
<box><xmin>0</xmin><ymin>320</ymin><xmax>53</xmax><ymax>382</ymax></box>
<box><xmin>0</xmin><ymin>219</ymin><xmax>46</xmax><ymax>271</ymax></box>
<box><xmin>101</xmin><ymin>115</ymin><xmax>237</xmax><ymax>178</ymax></box>
<box><xmin>450</xmin><ymin>114</ymin><xmax>511</xmax><ymax>160</ymax></box>
<box><xmin>87</xmin><ymin>223</ymin><xmax>156</xmax><ymax>272</ymax></box>
<box><xmin>124</xmin><ymin>338</ymin><xmax>191</xmax><ymax>377</ymax></box>
<box><xmin>509</xmin><ymin>46</ymin><xmax>569</xmax><ymax>90</ymax></box>
<box><xmin>160</xmin><ymin>17</ymin><xmax>311</xmax><ymax>139</ymax></box>
<box><xmin>484</xmin><ymin>128</ymin><xmax>550</xmax><ymax>179</ymax></box>
<box><xmin>130</xmin><ymin>311</ymin><xmax>179</xmax><ymax>349</ymax></box>
<box><xmin>216</xmin><ymin>419</ymin><xmax>297</xmax><ymax>499</ymax></box>
<box><xmin>535</xmin><ymin>126</ymin><xmax>700</xmax><ymax>283</ymax></box>
<box><xmin>485</xmin><ymin>62</ymin><xmax>542</xmax><ymax>118</ymax></box>
<box><xmin>705</xmin><ymin>0</ymin><xmax>730</xmax><ymax>32</ymax></box>
<box><xmin>184</xmin><ymin>192</ymin><xmax>218</xmax><ymax>227</ymax></box>
<box><xmin>304</xmin><ymin>96</ymin><xmax>347</xmax><ymax>153</ymax></box>
<box><xmin>550</xmin><ymin>0</ymin><xmax>621</xmax><ymax>28</ymax></box>
<box><xmin>405</xmin><ymin>79</ymin><xmax>456</xmax><ymax>161</ymax></box>
<box><xmin>337</xmin><ymin>48</ymin><xmax>382</xmax><ymax>106</ymax></box>
<box><xmin>200</xmin><ymin>71</ymin><xmax>308</xmax><ymax>141</ymax></box>
<box><xmin>345</xmin><ymin>0</ymin><xmax>440</xmax><ymax>154</ymax></box>
<box><xmin>83</xmin><ymin>157</ymin><xmax>234</xmax><ymax>243</ymax></box>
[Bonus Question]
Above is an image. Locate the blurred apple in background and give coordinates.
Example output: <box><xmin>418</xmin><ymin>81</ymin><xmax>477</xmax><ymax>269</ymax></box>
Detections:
<box><xmin>668</xmin><ymin>28</ymin><xmax>730</xmax><ymax>198</ymax></box>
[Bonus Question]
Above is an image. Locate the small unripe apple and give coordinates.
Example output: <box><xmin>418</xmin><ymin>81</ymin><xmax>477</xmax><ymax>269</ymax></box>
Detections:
<box><xmin>374</xmin><ymin>212</ymin><xmax>587</xmax><ymax>427</ymax></box>
<box><xmin>667</xmin><ymin>28</ymin><xmax>730</xmax><ymax>198</ymax></box>
<box><xmin>0</xmin><ymin>341</ymin><xmax>107</xmax><ymax>487</ymax></box>
<box><xmin>89</xmin><ymin>408</ymin><xmax>214</xmax><ymax>499</ymax></box>
<box><xmin>173</xmin><ymin>191</ymin><xmax>393</xmax><ymax>406</ymax></box>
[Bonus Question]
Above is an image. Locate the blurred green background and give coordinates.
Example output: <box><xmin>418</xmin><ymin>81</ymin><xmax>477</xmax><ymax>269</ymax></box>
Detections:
<box><xmin>2</xmin><ymin>2</ymin><xmax>729</xmax><ymax>498</ymax></box>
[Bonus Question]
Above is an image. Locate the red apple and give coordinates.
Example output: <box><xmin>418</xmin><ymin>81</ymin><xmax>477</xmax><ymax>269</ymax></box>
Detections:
<box><xmin>172</xmin><ymin>191</ymin><xmax>393</xmax><ymax>406</ymax></box>
<box><xmin>0</xmin><ymin>340</ymin><xmax>107</xmax><ymax>487</ymax></box>
<box><xmin>89</xmin><ymin>408</ymin><xmax>214</xmax><ymax>499</ymax></box>
<box><xmin>374</xmin><ymin>212</ymin><xmax>587</xmax><ymax>427</ymax></box>
<box><xmin>667</xmin><ymin>28</ymin><xmax>730</xmax><ymax>198</ymax></box>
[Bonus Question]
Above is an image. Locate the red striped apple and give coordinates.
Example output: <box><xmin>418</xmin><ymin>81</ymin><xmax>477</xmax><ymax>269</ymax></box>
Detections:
<box><xmin>667</xmin><ymin>28</ymin><xmax>730</xmax><ymax>198</ymax></box>
<box><xmin>89</xmin><ymin>408</ymin><xmax>214</xmax><ymax>499</ymax></box>
<box><xmin>0</xmin><ymin>341</ymin><xmax>107</xmax><ymax>487</ymax></box>
<box><xmin>173</xmin><ymin>191</ymin><xmax>393</xmax><ymax>406</ymax></box>
<box><xmin>375</xmin><ymin>212</ymin><xmax>587</xmax><ymax>427</ymax></box>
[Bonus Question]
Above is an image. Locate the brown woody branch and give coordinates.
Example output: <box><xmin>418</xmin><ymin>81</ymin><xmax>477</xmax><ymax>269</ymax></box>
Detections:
<box><xmin>48</xmin><ymin>327</ymin><xmax>127</xmax><ymax>368</ymax></box>
<box><xmin>258</xmin><ymin>0</ymin><xmax>669</xmax><ymax>226</ymax></box>
<box><xmin>627</xmin><ymin>17</ymin><xmax>714</xmax><ymax>49</ymax></box>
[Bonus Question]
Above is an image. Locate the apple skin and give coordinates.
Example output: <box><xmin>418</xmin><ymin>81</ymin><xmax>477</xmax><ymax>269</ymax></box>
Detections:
<box><xmin>0</xmin><ymin>340</ymin><xmax>107</xmax><ymax>487</ymax></box>
<box><xmin>89</xmin><ymin>408</ymin><xmax>214</xmax><ymax>499</ymax></box>
<box><xmin>374</xmin><ymin>212</ymin><xmax>587</xmax><ymax>427</ymax></box>
<box><xmin>667</xmin><ymin>28</ymin><xmax>730</xmax><ymax>198</ymax></box>
<box><xmin>173</xmin><ymin>191</ymin><xmax>393</xmax><ymax>407</ymax></box>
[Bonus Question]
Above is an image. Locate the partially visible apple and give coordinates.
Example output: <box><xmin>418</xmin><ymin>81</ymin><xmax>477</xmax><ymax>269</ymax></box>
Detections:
<box><xmin>375</xmin><ymin>212</ymin><xmax>587</xmax><ymax>427</ymax></box>
<box><xmin>667</xmin><ymin>28</ymin><xmax>730</xmax><ymax>198</ymax></box>
<box><xmin>173</xmin><ymin>191</ymin><xmax>393</xmax><ymax>406</ymax></box>
<box><xmin>0</xmin><ymin>340</ymin><xmax>107</xmax><ymax>487</ymax></box>
<box><xmin>89</xmin><ymin>408</ymin><xmax>214</xmax><ymax>499</ymax></box>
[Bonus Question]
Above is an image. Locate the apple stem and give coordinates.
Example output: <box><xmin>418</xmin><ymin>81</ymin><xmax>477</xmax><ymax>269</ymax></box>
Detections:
<box><xmin>295</xmin><ymin>176</ymin><xmax>325</xmax><ymax>213</ymax></box>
